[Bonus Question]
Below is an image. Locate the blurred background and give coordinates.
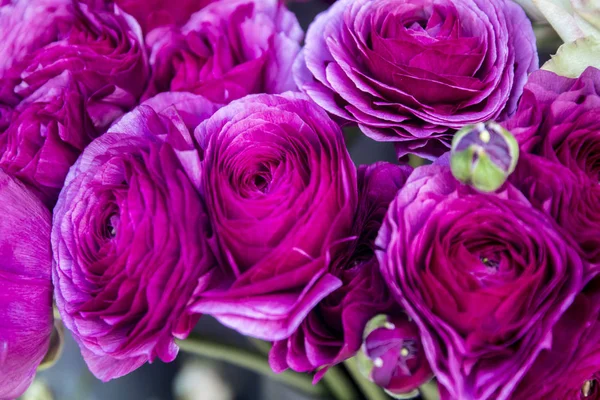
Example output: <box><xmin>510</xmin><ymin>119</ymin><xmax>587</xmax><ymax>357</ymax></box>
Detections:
<box><xmin>21</xmin><ymin>0</ymin><xmax>557</xmax><ymax>398</ymax></box>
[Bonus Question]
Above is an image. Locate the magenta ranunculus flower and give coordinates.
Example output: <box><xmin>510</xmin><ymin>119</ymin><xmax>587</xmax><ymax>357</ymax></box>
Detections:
<box><xmin>504</xmin><ymin>67</ymin><xmax>600</xmax><ymax>265</ymax></box>
<box><xmin>269</xmin><ymin>162</ymin><xmax>412</xmax><ymax>375</ymax></box>
<box><xmin>376</xmin><ymin>163</ymin><xmax>584</xmax><ymax>400</ymax></box>
<box><xmin>145</xmin><ymin>0</ymin><xmax>302</xmax><ymax>104</ymax></box>
<box><xmin>0</xmin><ymin>0</ymin><xmax>149</xmax><ymax>205</ymax></box>
<box><xmin>190</xmin><ymin>93</ymin><xmax>357</xmax><ymax>341</ymax></box>
<box><xmin>0</xmin><ymin>170</ymin><xmax>53</xmax><ymax>399</ymax></box>
<box><xmin>294</xmin><ymin>0</ymin><xmax>538</xmax><ymax>159</ymax></box>
<box><xmin>52</xmin><ymin>92</ymin><xmax>219</xmax><ymax>381</ymax></box>
<box><xmin>509</xmin><ymin>277</ymin><xmax>600</xmax><ymax>400</ymax></box>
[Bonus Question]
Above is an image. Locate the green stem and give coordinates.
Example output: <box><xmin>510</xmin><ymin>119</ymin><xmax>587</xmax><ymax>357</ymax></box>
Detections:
<box><xmin>344</xmin><ymin>358</ymin><xmax>389</xmax><ymax>400</ymax></box>
<box><xmin>321</xmin><ymin>364</ymin><xmax>360</xmax><ymax>400</ymax></box>
<box><xmin>248</xmin><ymin>338</ymin><xmax>273</xmax><ymax>355</ymax></box>
<box><xmin>177</xmin><ymin>334</ymin><xmax>327</xmax><ymax>397</ymax></box>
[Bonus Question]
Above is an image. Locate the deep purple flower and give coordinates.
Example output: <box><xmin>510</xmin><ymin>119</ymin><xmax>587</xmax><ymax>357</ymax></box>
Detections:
<box><xmin>294</xmin><ymin>0</ymin><xmax>538</xmax><ymax>159</ymax></box>
<box><xmin>376</xmin><ymin>164</ymin><xmax>584</xmax><ymax>400</ymax></box>
<box><xmin>510</xmin><ymin>154</ymin><xmax>600</xmax><ymax>269</ymax></box>
<box><xmin>0</xmin><ymin>0</ymin><xmax>149</xmax><ymax>205</ymax></box>
<box><xmin>358</xmin><ymin>313</ymin><xmax>433</xmax><ymax>397</ymax></box>
<box><xmin>190</xmin><ymin>93</ymin><xmax>357</xmax><ymax>341</ymax></box>
<box><xmin>52</xmin><ymin>92</ymin><xmax>219</xmax><ymax>381</ymax></box>
<box><xmin>504</xmin><ymin>67</ymin><xmax>600</xmax><ymax>184</ymax></box>
<box><xmin>0</xmin><ymin>170</ymin><xmax>53</xmax><ymax>399</ymax></box>
<box><xmin>509</xmin><ymin>277</ymin><xmax>600</xmax><ymax>400</ymax></box>
<box><xmin>145</xmin><ymin>0</ymin><xmax>302</xmax><ymax>104</ymax></box>
<box><xmin>269</xmin><ymin>162</ymin><xmax>412</xmax><ymax>375</ymax></box>
<box><xmin>504</xmin><ymin>67</ymin><xmax>600</xmax><ymax>265</ymax></box>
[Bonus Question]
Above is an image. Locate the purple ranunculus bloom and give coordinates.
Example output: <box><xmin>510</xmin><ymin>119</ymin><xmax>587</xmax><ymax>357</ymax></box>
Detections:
<box><xmin>190</xmin><ymin>93</ymin><xmax>358</xmax><ymax>341</ymax></box>
<box><xmin>376</xmin><ymin>163</ymin><xmax>584</xmax><ymax>400</ymax></box>
<box><xmin>52</xmin><ymin>92</ymin><xmax>220</xmax><ymax>381</ymax></box>
<box><xmin>145</xmin><ymin>0</ymin><xmax>303</xmax><ymax>104</ymax></box>
<box><xmin>269</xmin><ymin>162</ymin><xmax>412</xmax><ymax>375</ymax></box>
<box><xmin>294</xmin><ymin>0</ymin><xmax>538</xmax><ymax>159</ymax></box>
<box><xmin>0</xmin><ymin>0</ymin><xmax>149</xmax><ymax>206</ymax></box>
<box><xmin>0</xmin><ymin>170</ymin><xmax>53</xmax><ymax>399</ymax></box>
<box><xmin>503</xmin><ymin>67</ymin><xmax>600</xmax><ymax>265</ymax></box>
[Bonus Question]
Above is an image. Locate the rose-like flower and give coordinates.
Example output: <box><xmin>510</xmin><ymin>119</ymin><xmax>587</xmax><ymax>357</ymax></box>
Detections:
<box><xmin>503</xmin><ymin>68</ymin><xmax>600</xmax><ymax>264</ymax></box>
<box><xmin>0</xmin><ymin>72</ymin><xmax>94</xmax><ymax>204</ymax></box>
<box><xmin>504</xmin><ymin>67</ymin><xmax>600</xmax><ymax>184</ymax></box>
<box><xmin>52</xmin><ymin>92</ymin><xmax>219</xmax><ymax>381</ymax></box>
<box><xmin>357</xmin><ymin>314</ymin><xmax>433</xmax><ymax>398</ymax></box>
<box><xmin>114</xmin><ymin>0</ymin><xmax>215</xmax><ymax>33</ymax></box>
<box><xmin>294</xmin><ymin>0</ymin><xmax>538</xmax><ymax>159</ymax></box>
<box><xmin>269</xmin><ymin>162</ymin><xmax>412</xmax><ymax>375</ymax></box>
<box><xmin>190</xmin><ymin>93</ymin><xmax>357</xmax><ymax>341</ymax></box>
<box><xmin>0</xmin><ymin>0</ymin><xmax>149</xmax><ymax>205</ymax></box>
<box><xmin>0</xmin><ymin>170</ymin><xmax>53</xmax><ymax>399</ymax></box>
<box><xmin>145</xmin><ymin>0</ymin><xmax>302</xmax><ymax>104</ymax></box>
<box><xmin>510</xmin><ymin>154</ymin><xmax>600</xmax><ymax>268</ymax></box>
<box><xmin>376</xmin><ymin>163</ymin><xmax>584</xmax><ymax>400</ymax></box>
<box><xmin>509</xmin><ymin>277</ymin><xmax>600</xmax><ymax>400</ymax></box>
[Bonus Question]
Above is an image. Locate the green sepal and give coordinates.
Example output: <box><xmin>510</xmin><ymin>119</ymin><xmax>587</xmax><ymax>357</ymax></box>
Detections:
<box><xmin>356</xmin><ymin>344</ymin><xmax>375</xmax><ymax>382</ymax></box>
<box><xmin>363</xmin><ymin>314</ymin><xmax>390</xmax><ymax>339</ymax></box>
<box><xmin>450</xmin><ymin>147</ymin><xmax>475</xmax><ymax>184</ymax></box>
<box><xmin>471</xmin><ymin>152</ymin><xmax>507</xmax><ymax>192</ymax></box>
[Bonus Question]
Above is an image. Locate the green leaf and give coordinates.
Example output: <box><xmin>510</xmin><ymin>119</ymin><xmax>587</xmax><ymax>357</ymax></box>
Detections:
<box><xmin>543</xmin><ymin>36</ymin><xmax>600</xmax><ymax>77</ymax></box>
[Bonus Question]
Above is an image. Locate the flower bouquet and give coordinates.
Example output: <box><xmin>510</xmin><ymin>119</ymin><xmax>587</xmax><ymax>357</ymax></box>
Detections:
<box><xmin>0</xmin><ymin>0</ymin><xmax>598</xmax><ymax>399</ymax></box>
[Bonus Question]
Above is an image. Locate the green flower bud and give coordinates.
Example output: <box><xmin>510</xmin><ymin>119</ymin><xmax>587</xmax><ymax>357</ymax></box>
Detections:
<box><xmin>357</xmin><ymin>314</ymin><xmax>433</xmax><ymax>399</ymax></box>
<box><xmin>450</xmin><ymin>122</ymin><xmax>519</xmax><ymax>192</ymax></box>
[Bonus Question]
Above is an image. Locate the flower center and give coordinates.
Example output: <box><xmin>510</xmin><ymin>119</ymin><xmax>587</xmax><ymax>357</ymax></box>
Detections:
<box><xmin>400</xmin><ymin>346</ymin><xmax>410</xmax><ymax>358</ymax></box>
<box><xmin>253</xmin><ymin>174</ymin><xmax>270</xmax><ymax>193</ymax></box>
<box><xmin>104</xmin><ymin>214</ymin><xmax>119</xmax><ymax>239</ymax></box>
<box><xmin>480</xmin><ymin>256</ymin><xmax>500</xmax><ymax>271</ymax></box>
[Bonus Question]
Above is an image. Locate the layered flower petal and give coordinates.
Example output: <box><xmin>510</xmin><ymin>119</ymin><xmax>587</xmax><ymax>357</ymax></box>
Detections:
<box><xmin>0</xmin><ymin>0</ymin><xmax>149</xmax><ymax>205</ymax></box>
<box><xmin>52</xmin><ymin>92</ymin><xmax>219</xmax><ymax>381</ymax></box>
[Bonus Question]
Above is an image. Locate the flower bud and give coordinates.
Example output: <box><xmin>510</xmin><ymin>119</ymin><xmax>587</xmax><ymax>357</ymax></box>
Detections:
<box><xmin>450</xmin><ymin>121</ymin><xmax>519</xmax><ymax>192</ymax></box>
<box><xmin>357</xmin><ymin>314</ymin><xmax>433</xmax><ymax>399</ymax></box>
